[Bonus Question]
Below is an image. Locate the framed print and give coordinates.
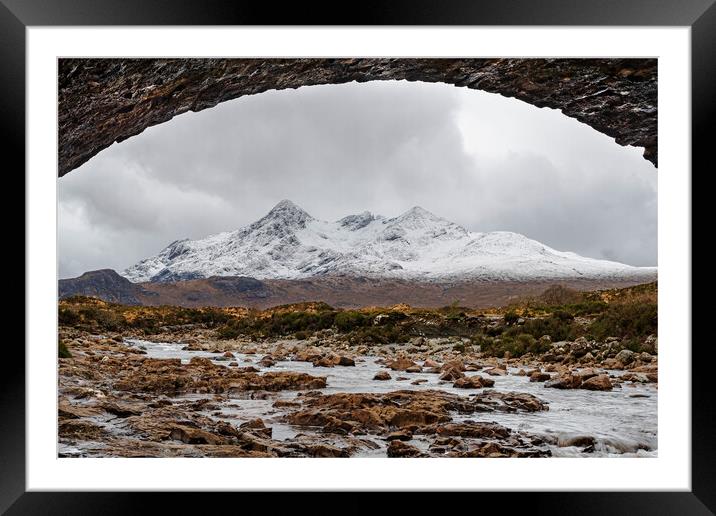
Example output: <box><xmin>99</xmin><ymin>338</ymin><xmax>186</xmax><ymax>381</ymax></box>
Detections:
<box><xmin>5</xmin><ymin>0</ymin><xmax>713</xmax><ymax>512</ymax></box>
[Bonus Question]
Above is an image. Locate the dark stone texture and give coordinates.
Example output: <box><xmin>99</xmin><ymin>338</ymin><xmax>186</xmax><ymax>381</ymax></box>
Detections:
<box><xmin>58</xmin><ymin>58</ymin><xmax>657</xmax><ymax>176</ymax></box>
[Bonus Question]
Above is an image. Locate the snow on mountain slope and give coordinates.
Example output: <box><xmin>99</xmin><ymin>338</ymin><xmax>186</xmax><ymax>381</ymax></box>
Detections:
<box><xmin>122</xmin><ymin>200</ymin><xmax>657</xmax><ymax>284</ymax></box>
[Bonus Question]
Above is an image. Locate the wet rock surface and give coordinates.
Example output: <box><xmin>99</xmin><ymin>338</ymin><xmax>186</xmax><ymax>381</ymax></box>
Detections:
<box><xmin>58</xmin><ymin>329</ymin><xmax>657</xmax><ymax>458</ymax></box>
<box><xmin>58</xmin><ymin>58</ymin><xmax>657</xmax><ymax>176</ymax></box>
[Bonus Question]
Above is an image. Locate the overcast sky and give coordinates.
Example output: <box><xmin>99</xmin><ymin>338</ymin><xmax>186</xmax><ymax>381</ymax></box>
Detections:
<box><xmin>58</xmin><ymin>80</ymin><xmax>657</xmax><ymax>279</ymax></box>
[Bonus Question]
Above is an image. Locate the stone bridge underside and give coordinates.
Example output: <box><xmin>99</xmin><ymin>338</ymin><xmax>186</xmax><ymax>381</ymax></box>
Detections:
<box><xmin>58</xmin><ymin>58</ymin><xmax>657</xmax><ymax>176</ymax></box>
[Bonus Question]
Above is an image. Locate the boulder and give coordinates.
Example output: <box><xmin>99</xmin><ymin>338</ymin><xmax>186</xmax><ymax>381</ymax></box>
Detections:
<box><xmin>436</xmin><ymin>422</ymin><xmax>510</xmax><ymax>439</ymax></box>
<box><xmin>387</xmin><ymin>440</ymin><xmax>424</xmax><ymax>458</ymax></box>
<box><xmin>373</xmin><ymin>371</ymin><xmax>391</xmax><ymax>381</ymax></box>
<box><xmin>337</xmin><ymin>356</ymin><xmax>355</xmax><ymax>367</ymax></box>
<box><xmin>259</xmin><ymin>356</ymin><xmax>276</xmax><ymax>367</ymax></box>
<box><xmin>439</xmin><ymin>368</ymin><xmax>465</xmax><ymax>381</ymax></box>
<box><xmin>529</xmin><ymin>371</ymin><xmax>551</xmax><ymax>382</ymax></box>
<box><xmin>574</xmin><ymin>368</ymin><xmax>601</xmax><ymax>381</ymax></box>
<box><xmin>642</xmin><ymin>335</ymin><xmax>658</xmax><ymax>354</ymax></box>
<box><xmin>385</xmin><ymin>430</ymin><xmax>413</xmax><ymax>441</ymax></box>
<box><xmin>453</xmin><ymin>375</ymin><xmax>494</xmax><ymax>389</ymax></box>
<box><xmin>441</xmin><ymin>359</ymin><xmax>466</xmax><ymax>372</ymax></box>
<box><xmin>545</xmin><ymin>374</ymin><xmax>581</xmax><ymax>389</ymax></box>
<box><xmin>580</xmin><ymin>374</ymin><xmax>613</xmax><ymax>391</ymax></box>
<box><xmin>387</xmin><ymin>357</ymin><xmax>419</xmax><ymax>371</ymax></box>
<box><xmin>423</xmin><ymin>359</ymin><xmax>441</xmax><ymax>369</ymax></box>
<box><xmin>615</xmin><ymin>349</ymin><xmax>636</xmax><ymax>366</ymax></box>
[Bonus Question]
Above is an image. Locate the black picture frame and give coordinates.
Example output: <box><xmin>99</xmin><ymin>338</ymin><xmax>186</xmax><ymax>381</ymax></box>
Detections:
<box><xmin>5</xmin><ymin>0</ymin><xmax>711</xmax><ymax>512</ymax></box>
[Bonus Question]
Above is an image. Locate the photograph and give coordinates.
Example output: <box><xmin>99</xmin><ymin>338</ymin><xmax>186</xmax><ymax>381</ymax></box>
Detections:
<box><xmin>56</xmin><ymin>57</ymin><xmax>659</xmax><ymax>459</ymax></box>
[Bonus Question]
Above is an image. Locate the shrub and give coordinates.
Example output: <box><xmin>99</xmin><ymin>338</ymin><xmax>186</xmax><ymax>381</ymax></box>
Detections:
<box><xmin>216</xmin><ymin>324</ymin><xmax>242</xmax><ymax>340</ymax></box>
<box><xmin>478</xmin><ymin>332</ymin><xmax>553</xmax><ymax>358</ymax></box>
<box><xmin>589</xmin><ymin>302</ymin><xmax>657</xmax><ymax>341</ymax></box>
<box><xmin>334</xmin><ymin>311</ymin><xmax>369</xmax><ymax>332</ymax></box>
<box><xmin>503</xmin><ymin>311</ymin><xmax>520</xmax><ymax>325</ymax></box>
<box><xmin>93</xmin><ymin>309</ymin><xmax>125</xmax><ymax>331</ymax></box>
<box><xmin>58</xmin><ymin>340</ymin><xmax>72</xmax><ymax>358</ymax></box>
<box><xmin>348</xmin><ymin>325</ymin><xmax>409</xmax><ymax>345</ymax></box>
<box><xmin>503</xmin><ymin>312</ymin><xmax>579</xmax><ymax>342</ymax></box>
<box><xmin>58</xmin><ymin>307</ymin><xmax>80</xmax><ymax>326</ymax></box>
<box><xmin>538</xmin><ymin>285</ymin><xmax>583</xmax><ymax>306</ymax></box>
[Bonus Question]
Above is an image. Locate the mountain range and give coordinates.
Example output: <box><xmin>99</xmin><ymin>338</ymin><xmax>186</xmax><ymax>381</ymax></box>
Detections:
<box><xmin>122</xmin><ymin>200</ymin><xmax>657</xmax><ymax>284</ymax></box>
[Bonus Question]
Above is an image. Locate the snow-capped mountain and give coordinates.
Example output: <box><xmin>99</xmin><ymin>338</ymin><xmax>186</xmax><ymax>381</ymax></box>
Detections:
<box><xmin>122</xmin><ymin>200</ymin><xmax>657</xmax><ymax>284</ymax></box>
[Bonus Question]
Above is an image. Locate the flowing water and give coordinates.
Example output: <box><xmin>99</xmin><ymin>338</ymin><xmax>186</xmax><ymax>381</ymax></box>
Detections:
<box><xmin>72</xmin><ymin>338</ymin><xmax>657</xmax><ymax>458</ymax></box>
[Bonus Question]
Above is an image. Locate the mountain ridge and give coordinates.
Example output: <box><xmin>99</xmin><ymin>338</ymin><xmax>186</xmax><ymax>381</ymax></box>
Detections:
<box><xmin>59</xmin><ymin>268</ymin><xmax>656</xmax><ymax>310</ymax></box>
<box><xmin>122</xmin><ymin>200</ymin><xmax>657</xmax><ymax>285</ymax></box>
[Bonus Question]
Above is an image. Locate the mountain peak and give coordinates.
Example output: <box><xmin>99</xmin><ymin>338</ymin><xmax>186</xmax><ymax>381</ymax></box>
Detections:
<box><xmin>262</xmin><ymin>199</ymin><xmax>312</xmax><ymax>226</ymax></box>
<box><xmin>403</xmin><ymin>206</ymin><xmax>435</xmax><ymax>218</ymax></box>
<box><xmin>270</xmin><ymin>199</ymin><xmax>308</xmax><ymax>214</ymax></box>
<box><xmin>393</xmin><ymin>205</ymin><xmax>444</xmax><ymax>224</ymax></box>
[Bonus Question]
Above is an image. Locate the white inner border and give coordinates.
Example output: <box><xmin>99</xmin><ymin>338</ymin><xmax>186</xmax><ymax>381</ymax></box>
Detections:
<box><xmin>27</xmin><ymin>27</ymin><xmax>691</xmax><ymax>491</ymax></box>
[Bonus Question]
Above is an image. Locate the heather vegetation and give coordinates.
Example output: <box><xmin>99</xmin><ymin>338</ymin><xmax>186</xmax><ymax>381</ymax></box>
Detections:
<box><xmin>58</xmin><ymin>283</ymin><xmax>657</xmax><ymax>356</ymax></box>
<box><xmin>59</xmin><ymin>296</ymin><xmax>232</xmax><ymax>334</ymax></box>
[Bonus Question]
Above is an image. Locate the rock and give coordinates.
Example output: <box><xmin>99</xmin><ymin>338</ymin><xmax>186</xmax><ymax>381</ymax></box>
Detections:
<box><xmin>58</xmin><ymin>401</ymin><xmax>102</xmax><ymax>419</ymax></box>
<box><xmin>574</xmin><ymin>368</ymin><xmax>600</xmax><ymax>381</ymax></box>
<box><xmin>615</xmin><ymin>349</ymin><xmax>636</xmax><ymax>366</ymax></box>
<box><xmin>580</xmin><ymin>374</ymin><xmax>612</xmax><ymax>391</ymax></box>
<box><xmin>387</xmin><ymin>440</ymin><xmax>424</xmax><ymax>458</ymax></box>
<box><xmin>545</xmin><ymin>374</ymin><xmax>581</xmax><ymax>389</ymax></box>
<box><xmin>453</xmin><ymin>375</ymin><xmax>495</xmax><ymax>389</ymax></box>
<box><xmin>58</xmin><ymin>58</ymin><xmax>658</xmax><ymax>179</ymax></box>
<box><xmin>259</xmin><ymin>356</ymin><xmax>276</xmax><ymax>367</ymax></box>
<box><xmin>558</xmin><ymin>435</ymin><xmax>596</xmax><ymax>448</ymax></box>
<box><xmin>386</xmin><ymin>358</ymin><xmax>419</xmax><ymax>371</ymax></box>
<box><xmin>529</xmin><ymin>371</ymin><xmax>551</xmax><ymax>382</ymax></box>
<box><xmin>311</xmin><ymin>356</ymin><xmax>336</xmax><ymax>368</ymax></box>
<box><xmin>423</xmin><ymin>359</ymin><xmax>441</xmax><ymax>368</ymax></box>
<box><xmin>273</xmin><ymin>399</ymin><xmax>302</xmax><ymax>408</ymax></box>
<box><xmin>59</xmin><ymin>419</ymin><xmax>106</xmax><ymax>440</ymax></box>
<box><xmin>570</xmin><ymin>337</ymin><xmax>590</xmax><ymax>358</ymax></box>
<box><xmin>169</xmin><ymin>426</ymin><xmax>225</xmax><ymax>445</ymax></box>
<box><xmin>373</xmin><ymin>371</ymin><xmax>391</xmax><ymax>381</ymax></box>
<box><xmin>642</xmin><ymin>335</ymin><xmax>657</xmax><ymax>354</ymax></box>
<box><xmin>337</xmin><ymin>356</ymin><xmax>355</xmax><ymax>367</ymax></box>
<box><xmin>639</xmin><ymin>352</ymin><xmax>653</xmax><ymax>363</ymax></box>
<box><xmin>484</xmin><ymin>367</ymin><xmax>507</xmax><ymax>376</ymax></box>
<box><xmin>223</xmin><ymin>351</ymin><xmax>234</xmax><ymax>358</ymax></box>
<box><xmin>101</xmin><ymin>401</ymin><xmax>142</xmax><ymax>418</ymax></box>
<box><xmin>436</xmin><ymin>422</ymin><xmax>510</xmax><ymax>439</ymax></box>
<box><xmin>441</xmin><ymin>359</ymin><xmax>466</xmax><ymax>372</ymax></box>
<box><xmin>239</xmin><ymin>418</ymin><xmax>266</xmax><ymax>430</ymax></box>
<box><xmin>411</xmin><ymin>379</ymin><xmax>428</xmax><ymax>385</ymax></box>
<box><xmin>621</xmin><ymin>372</ymin><xmax>649</xmax><ymax>383</ymax></box>
<box><xmin>405</xmin><ymin>365</ymin><xmax>422</xmax><ymax>373</ymax></box>
<box><xmin>439</xmin><ymin>368</ymin><xmax>464</xmax><ymax>381</ymax></box>
<box><xmin>386</xmin><ymin>430</ymin><xmax>413</xmax><ymax>441</ymax></box>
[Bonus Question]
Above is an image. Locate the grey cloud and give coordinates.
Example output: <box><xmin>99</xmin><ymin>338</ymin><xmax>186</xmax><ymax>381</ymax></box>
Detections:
<box><xmin>59</xmin><ymin>79</ymin><xmax>657</xmax><ymax>279</ymax></box>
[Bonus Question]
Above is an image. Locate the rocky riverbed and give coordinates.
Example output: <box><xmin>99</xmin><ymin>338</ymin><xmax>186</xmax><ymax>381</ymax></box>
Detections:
<box><xmin>58</xmin><ymin>329</ymin><xmax>657</xmax><ymax>458</ymax></box>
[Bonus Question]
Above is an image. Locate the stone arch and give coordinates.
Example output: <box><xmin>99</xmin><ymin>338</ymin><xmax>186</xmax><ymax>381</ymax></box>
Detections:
<box><xmin>58</xmin><ymin>58</ymin><xmax>657</xmax><ymax>176</ymax></box>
